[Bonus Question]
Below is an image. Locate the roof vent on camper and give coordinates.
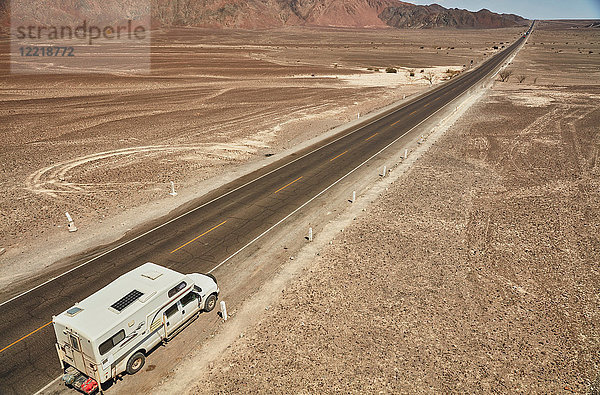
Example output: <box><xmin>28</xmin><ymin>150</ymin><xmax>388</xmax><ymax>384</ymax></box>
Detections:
<box><xmin>66</xmin><ymin>306</ymin><xmax>83</xmax><ymax>317</ymax></box>
<box><xmin>110</xmin><ymin>290</ymin><xmax>144</xmax><ymax>313</ymax></box>
<box><xmin>141</xmin><ymin>271</ymin><xmax>163</xmax><ymax>280</ymax></box>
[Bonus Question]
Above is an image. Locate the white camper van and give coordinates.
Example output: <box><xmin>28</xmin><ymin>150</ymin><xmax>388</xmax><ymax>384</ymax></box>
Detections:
<box><xmin>53</xmin><ymin>262</ymin><xmax>219</xmax><ymax>393</ymax></box>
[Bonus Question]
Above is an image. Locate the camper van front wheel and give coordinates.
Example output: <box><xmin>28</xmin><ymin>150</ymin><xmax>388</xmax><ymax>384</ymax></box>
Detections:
<box><xmin>204</xmin><ymin>294</ymin><xmax>217</xmax><ymax>312</ymax></box>
<box><xmin>126</xmin><ymin>352</ymin><xmax>146</xmax><ymax>375</ymax></box>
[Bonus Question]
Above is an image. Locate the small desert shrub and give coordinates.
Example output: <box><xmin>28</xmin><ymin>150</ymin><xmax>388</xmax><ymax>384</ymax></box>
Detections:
<box><xmin>517</xmin><ymin>75</ymin><xmax>526</xmax><ymax>83</ymax></box>
<box><xmin>533</xmin><ymin>77</ymin><xmax>538</xmax><ymax>84</ymax></box>
<box><xmin>445</xmin><ymin>69</ymin><xmax>461</xmax><ymax>78</ymax></box>
<box><xmin>499</xmin><ymin>70</ymin><xmax>513</xmax><ymax>82</ymax></box>
<box><xmin>386</xmin><ymin>67</ymin><xmax>397</xmax><ymax>73</ymax></box>
<box><xmin>423</xmin><ymin>72</ymin><xmax>435</xmax><ymax>85</ymax></box>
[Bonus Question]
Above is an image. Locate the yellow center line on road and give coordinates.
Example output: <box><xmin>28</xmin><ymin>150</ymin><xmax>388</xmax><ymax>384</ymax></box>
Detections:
<box><xmin>365</xmin><ymin>133</ymin><xmax>378</xmax><ymax>141</ymax></box>
<box><xmin>330</xmin><ymin>151</ymin><xmax>348</xmax><ymax>162</ymax></box>
<box><xmin>410</xmin><ymin>110</ymin><xmax>417</xmax><ymax>115</ymax></box>
<box><xmin>274</xmin><ymin>176</ymin><xmax>303</xmax><ymax>194</ymax></box>
<box><xmin>392</xmin><ymin>120</ymin><xmax>401</xmax><ymax>126</ymax></box>
<box><xmin>0</xmin><ymin>321</ymin><xmax>52</xmax><ymax>354</ymax></box>
<box><xmin>170</xmin><ymin>220</ymin><xmax>228</xmax><ymax>254</ymax></box>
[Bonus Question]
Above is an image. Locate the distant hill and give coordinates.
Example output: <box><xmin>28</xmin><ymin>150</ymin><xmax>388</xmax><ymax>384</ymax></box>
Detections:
<box><xmin>1</xmin><ymin>0</ymin><xmax>529</xmax><ymax>29</ymax></box>
<box><xmin>379</xmin><ymin>4</ymin><xmax>527</xmax><ymax>28</ymax></box>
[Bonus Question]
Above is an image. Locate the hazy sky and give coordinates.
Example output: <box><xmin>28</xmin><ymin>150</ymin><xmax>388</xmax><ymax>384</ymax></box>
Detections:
<box><xmin>409</xmin><ymin>0</ymin><xmax>600</xmax><ymax>19</ymax></box>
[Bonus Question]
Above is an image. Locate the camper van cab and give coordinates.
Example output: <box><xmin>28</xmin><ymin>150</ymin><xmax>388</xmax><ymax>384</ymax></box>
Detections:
<box><xmin>53</xmin><ymin>262</ymin><xmax>219</xmax><ymax>391</ymax></box>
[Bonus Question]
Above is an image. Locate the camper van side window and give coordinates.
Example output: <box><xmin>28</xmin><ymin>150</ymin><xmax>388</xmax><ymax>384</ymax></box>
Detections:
<box><xmin>99</xmin><ymin>329</ymin><xmax>126</xmax><ymax>356</ymax></box>
<box><xmin>181</xmin><ymin>292</ymin><xmax>196</xmax><ymax>307</ymax></box>
<box><xmin>168</xmin><ymin>281</ymin><xmax>187</xmax><ymax>298</ymax></box>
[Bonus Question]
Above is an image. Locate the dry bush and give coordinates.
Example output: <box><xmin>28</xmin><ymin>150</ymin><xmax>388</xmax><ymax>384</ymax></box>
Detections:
<box><xmin>386</xmin><ymin>67</ymin><xmax>397</xmax><ymax>73</ymax></box>
<box><xmin>518</xmin><ymin>75</ymin><xmax>527</xmax><ymax>83</ymax></box>
<box><xmin>422</xmin><ymin>72</ymin><xmax>435</xmax><ymax>85</ymax></box>
<box><xmin>445</xmin><ymin>69</ymin><xmax>461</xmax><ymax>78</ymax></box>
<box><xmin>499</xmin><ymin>70</ymin><xmax>513</xmax><ymax>82</ymax></box>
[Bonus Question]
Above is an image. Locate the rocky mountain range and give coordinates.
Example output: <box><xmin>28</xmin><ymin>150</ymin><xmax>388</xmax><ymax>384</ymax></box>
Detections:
<box><xmin>1</xmin><ymin>0</ymin><xmax>528</xmax><ymax>29</ymax></box>
<box><xmin>153</xmin><ymin>0</ymin><xmax>528</xmax><ymax>28</ymax></box>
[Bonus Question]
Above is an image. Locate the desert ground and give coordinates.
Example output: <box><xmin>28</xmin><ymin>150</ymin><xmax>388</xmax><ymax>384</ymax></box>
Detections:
<box><xmin>0</xmin><ymin>27</ymin><xmax>523</xmax><ymax>291</ymax></box>
<box><xmin>133</xmin><ymin>22</ymin><xmax>598</xmax><ymax>393</ymax></box>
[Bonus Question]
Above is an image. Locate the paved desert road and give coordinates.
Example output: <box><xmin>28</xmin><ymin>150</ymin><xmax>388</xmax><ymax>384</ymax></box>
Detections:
<box><xmin>0</xmin><ymin>23</ymin><xmax>533</xmax><ymax>394</ymax></box>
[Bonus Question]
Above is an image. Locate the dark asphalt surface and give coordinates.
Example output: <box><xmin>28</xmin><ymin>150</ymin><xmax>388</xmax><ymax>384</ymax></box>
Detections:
<box><xmin>0</xmin><ymin>24</ymin><xmax>533</xmax><ymax>394</ymax></box>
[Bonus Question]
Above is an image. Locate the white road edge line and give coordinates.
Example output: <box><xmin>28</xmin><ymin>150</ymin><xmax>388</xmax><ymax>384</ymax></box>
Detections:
<box><xmin>0</xmin><ymin>86</ymin><xmax>417</xmax><ymax>309</ymax></box>
<box><xmin>33</xmin><ymin>376</ymin><xmax>62</xmax><ymax>395</ymax></box>
<box><xmin>208</xmin><ymin>32</ymin><xmax>528</xmax><ymax>274</ymax></box>
<box><xmin>208</xmin><ymin>101</ymin><xmax>448</xmax><ymax>274</ymax></box>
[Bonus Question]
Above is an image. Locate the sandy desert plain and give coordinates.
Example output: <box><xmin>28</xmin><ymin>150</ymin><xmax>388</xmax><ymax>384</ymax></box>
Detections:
<box><xmin>1</xmin><ymin>19</ymin><xmax>600</xmax><ymax>394</ymax></box>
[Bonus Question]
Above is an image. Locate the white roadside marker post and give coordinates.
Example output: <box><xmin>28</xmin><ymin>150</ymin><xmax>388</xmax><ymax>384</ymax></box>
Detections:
<box><xmin>352</xmin><ymin>191</ymin><xmax>356</xmax><ymax>203</ymax></box>
<box><xmin>357</xmin><ymin>112</ymin><xmax>360</xmax><ymax>119</ymax></box>
<box><xmin>308</xmin><ymin>227</ymin><xmax>313</xmax><ymax>242</ymax></box>
<box><xmin>65</xmin><ymin>212</ymin><xmax>77</xmax><ymax>232</ymax></box>
<box><xmin>220</xmin><ymin>301</ymin><xmax>228</xmax><ymax>321</ymax></box>
<box><xmin>169</xmin><ymin>181</ymin><xmax>178</xmax><ymax>196</ymax></box>
<box><xmin>381</xmin><ymin>166</ymin><xmax>387</xmax><ymax>177</ymax></box>
<box><xmin>404</xmin><ymin>149</ymin><xmax>408</xmax><ymax>159</ymax></box>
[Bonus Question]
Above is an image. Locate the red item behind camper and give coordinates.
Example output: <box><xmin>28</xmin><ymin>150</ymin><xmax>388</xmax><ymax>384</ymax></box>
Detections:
<box><xmin>80</xmin><ymin>377</ymin><xmax>98</xmax><ymax>394</ymax></box>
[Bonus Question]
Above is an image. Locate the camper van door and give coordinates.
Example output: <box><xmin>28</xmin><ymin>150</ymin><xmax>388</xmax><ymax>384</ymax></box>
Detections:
<box><xmin>179</xmin><ymin>291</ymin><xmax>199</xmax><ymax>322</ymax></box>
<box><xmin>65</xmin><ymin>334</ymin><xmax>86</xmax><ymax>372</ymax></box>
<box><xmin>164</xmin><ymin>292</ymin><xmax>198</xmax><ymax>336</ymax></box>
<box><xmin>164</xmin><ymin>302</ymin><xmax>183</xmax><ymax>335</ymax></box>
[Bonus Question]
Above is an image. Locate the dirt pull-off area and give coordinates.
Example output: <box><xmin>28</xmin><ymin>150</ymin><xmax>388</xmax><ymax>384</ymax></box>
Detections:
<box><xmin>172</xmin><ymin>25</ymin><xmax>598</xmax><ymax>393</ymax></box>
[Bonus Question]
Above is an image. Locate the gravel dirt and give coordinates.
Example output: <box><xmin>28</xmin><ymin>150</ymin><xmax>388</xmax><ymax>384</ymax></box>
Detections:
<box><xmin>155</xmin><ymin>23</ymin><xmax>599</xmax><ymax>394</ymax></box>
<box><xmin>0</xmin><ymin>26</ymin><xmax>523</xmax><ymax>292</ymax></box>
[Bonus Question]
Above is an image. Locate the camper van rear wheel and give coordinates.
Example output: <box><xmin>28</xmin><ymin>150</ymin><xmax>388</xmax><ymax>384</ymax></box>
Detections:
<box><xmin>204</xmin><ymin>294</ymin><xmax>217</xmax><ymax>312</ymax></box>
<box><xmin>126</xmin><ymin>352</ymin><xmax>146</xmax><ymax>375</ymax></box>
